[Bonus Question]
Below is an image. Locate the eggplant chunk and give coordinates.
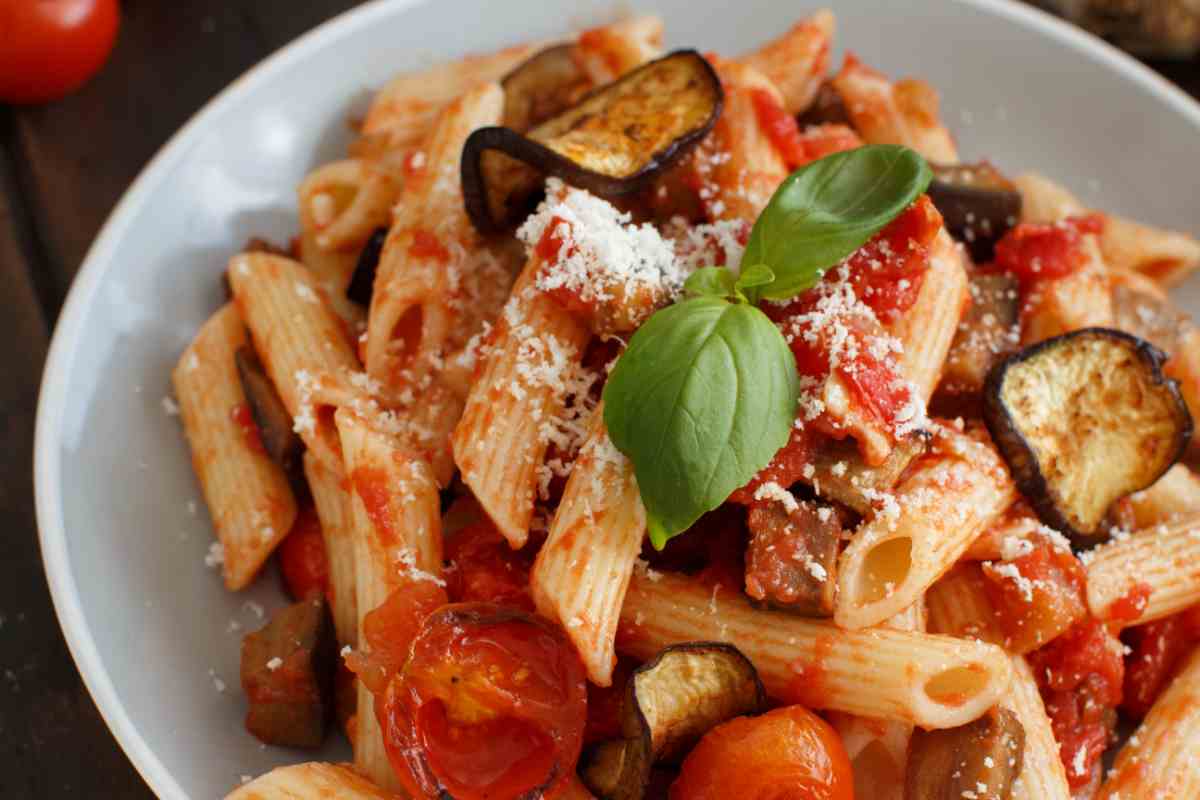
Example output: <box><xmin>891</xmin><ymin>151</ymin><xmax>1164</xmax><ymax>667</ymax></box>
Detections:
<box><xmin>345</xmin><ymin>226</ymin><xmax>387</xmax><ymax>307</ymax></box>
<box><xmin>744</xmin><ymin>499</ymin><xmax>841</xmax><ymax>616</ymax></box>
<box><xmin>241</xmin><ymin>595</ymin><xmax>337</xmax><ymax>749</ymax></box>
<box><xmin>796</xmin><ymin>81</ymin><xmax>850</xmax><ymax>127</ymax></box>
<box><xmin>928</xmin><ymin>162</ymin><xmax>1022</xmax><ymax>263</ymax></box>
<box><xmin>582</xmin><ymin>643</ymin><xmax>765</xmax><ymax>800</ymax></box>
<box><xmin>982</xmin><ymin>328</ymin><xmax>1193</xmax><ymax>547</ymax></box>
<box><xmin>462</xmin><ymin>49</ymin><xmax>723</xmax><ymax>232</ymax></box>
<box><xmin>905</xmin><ymin>707</ymin><xmax>1025</xmax><ymax>800</ymax></box>
<box><xmin>234</xmin><ymin>346</ymin><xmax>304</xmax><ymax>479</ymax></box>
<box><xmin>501</xmin><ymin>43</ymin><xmax>591</xmax><ymax>133</ymax></box>
<box><xmin>810</xmin><ymin>432</ymin><xmax>929</xmax><ymax>515</ymax></box>
<box><xmin>941</xmin><ymin>274</ymin><xmax>1021</xmax><ymax>397</ymax></box>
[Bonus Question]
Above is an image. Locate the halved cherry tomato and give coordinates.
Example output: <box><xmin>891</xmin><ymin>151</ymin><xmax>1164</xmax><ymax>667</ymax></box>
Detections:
<box><xmin>670</xmin><ymin>705</ymin><xmax>853</xmax><ymax>800</ymax></box>
<box><xmin>347</xmin><ymin>581</ymin><xmax>447</xmax><ymax>695</ymax></box>
<box><xmin>277</xmin><ymin>506</ymin><xmax>329</xmax><ymax>602</ymax></box>
<box><xmin>379</xmin><ymin>603</ymin><xmax>588</xmax><ymax>800</ymax></box>
<box><xmin>444</xmin><ymin>521</ymin><xmax>535</xmax><ymax>611</ymax></box>
<box><xmin>0</xmin><ymin>0</ymin><xmax>120</xmax><ymax>105</ymax></box>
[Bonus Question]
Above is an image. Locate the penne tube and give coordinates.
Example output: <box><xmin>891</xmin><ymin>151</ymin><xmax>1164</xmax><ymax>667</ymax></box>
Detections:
<box><xmin>1013</xmin><ymin>172</ymin><xmax>1085</xmax><ymax>224</ymax></box>
<box><xmin>297</xmin><ymin>158</ymin><xmax>397</xmax><ymax>254</ymax></box>
<box><xmin>365</xmin><ymin>82</ymin><xmax>507</xmax><ymax>396</ymax></box>
<box><xmin>172</xmin><ymin>304</ymin><xmax>297</xmax><ymax>590</ymax></box>
<box><xmin>574</xmin><ymin>15</ymin><xmax>663</xmax><ymax>84</ymax></box>
<box><xmin>296</xmin><ymin>226</ymin><xmax>364</xmax><ymax>330</ymax></box>
<box><xmin>1098</xmin><ymin>646</ymin><xmax>1200</xmax><ymax>799</ymax></box>
<box><xmin>227</xmin><ymin>252</ymin><xmax>359</xmax><ymax>474</ymax></box>
<box><xmin>530</xmin><ymin>410</ymin><xmax>646</xmax><ymax>686</ymax></box>
<box><xmin>1085</xmin><ymin>513</ymin><xmax>1200</xmax><ymax>627</ymax></box>
<box><xmin>888</xmin><ymin>229</ymin><xmax>969</xmax><ymax>403</ymax></box>
<box><xmin>740</xmin><ymin>9</ymin><xmax>834</xmax><ymax>114</ymax></box>
<box><xmin>832</xmin><ymin>55</ymin><xmax>958</xmax><ymax>164</ymax></box>
<box><xmin>1006</xmin><ymin>656</ymin><xmax>1072</xmax><ymax>800</ymax></box>
<box><xmin>827</xmin><ymin>597</ymin><xmax>922</xmax><ymax>800</ymax></box>
<box><xmin>1019</xmin><ymin>234</ymin><xmax>1113</xmax><ymax>344</ymax></box>
<box><xmin>451</xmin><ymin>257</ymin><xmax>590</xmax><ymax>548</ymax></box>
<box><xmin>1116</xmin><ymin>463</ymin><xmax>1200</xmax><ymax>529</ymax></box>
<box><xmin>925</xmin><ymin>562</ymin><xmax>1005</xmax><ymax>647</ymax></box>
<box><xmin>226</xmin><ymin>762</ymin><xmax>391</xmax><ymax>800</ymax></box>
<box><xmin>303</xmin><ymin>451</ymin><xmax>357</xmax><ymax>646</ymax></box>
<box><xmin>836</xmin><ymin>421</ymin><xmax>1016</xmax><ymax>630</ymax></box>
<box><xmin>616</xmin><ymin>569</ymin><xmax>1014</xmax><ymax>729</ymax></box>
<box><xmin>337</xmin><ymin>407</ymin><xmax>443</xmax><ymax>792</ymax></box>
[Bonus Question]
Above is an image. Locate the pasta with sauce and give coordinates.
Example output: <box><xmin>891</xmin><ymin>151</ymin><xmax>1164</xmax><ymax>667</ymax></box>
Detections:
<box><xmin>166</xmin><ymin>10</ymin><xmax>1200</xmax><ymax>800</ymax></box>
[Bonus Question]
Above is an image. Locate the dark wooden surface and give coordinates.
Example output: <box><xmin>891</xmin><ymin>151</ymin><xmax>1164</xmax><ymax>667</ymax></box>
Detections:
<box><xmin>0</xmin><ymin>2</ymin><xmax>1197</xmax><ymax>797</ymax></box>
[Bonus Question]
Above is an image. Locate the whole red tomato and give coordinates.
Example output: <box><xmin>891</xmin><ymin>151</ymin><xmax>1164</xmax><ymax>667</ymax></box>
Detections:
<box><xmin>0</xmin><ymin>0</ymin><xmax>120</xmax><ymax>105</ymax></box>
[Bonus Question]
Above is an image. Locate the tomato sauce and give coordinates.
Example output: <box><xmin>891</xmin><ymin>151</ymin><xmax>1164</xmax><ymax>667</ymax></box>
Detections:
<box><xmin>1121</xmin><ymin>605</ymin><xmax>1200</xmax><ymax>718</ymax></box>
<box><xmin>1107</xmin><ymin>581</ymin><xmax>1153</xmax><ymax>624</ymax></box>
<box><xmin>990</xmin><ymin>214</ymin><xmax>1105</xmax><ymax>293</ymax></box>
<box><xmin>844</xmin><ymin>195</ymin><xmax>941</xmax><ymax>322</ymax></box>
<box><xmin>444</xmin><ymin>521</ymin><xmax>535</xmax><ymax>611</ymax></box>
<box><xmin>230</xmin><ymin>404</ymin><xmax>266</xmax><ymax>454</ymax></box>
<box><xmin>351</xmin><ymin>466</ymin><xmax>396</xmax><ymax>545</ymax></box>
<box><xmin>1027</xmin><ymin>619</ymin><xmax>1123</xmax><ymax>790</ymax></box>
<box><xmin>408</xmin><ymin>228</ymin><xmax>450</xmax><ymax>262</ymax></box>
<box><xmin>277</xmin><ymin>505</ymin><xmax>329</xmax><ymax>602</ymax></box>
<box><xmin>750</xmin><ymin>88</ymin><xmax>864</xmax><ymax>171</ymax></box>
<box><xmin>785</xmin><ymin>636</ymin><xmax>834</xmax><ymax>709</ymax></box>
<box><xmin>980</xmin><ymin>541</ymin><xmax>1087</xmax><ymax>653</ymax></box>
<box><xmin>728</xmin><ymin>427</ymin><xmax>816</xmax><ymax>506</ymax></box>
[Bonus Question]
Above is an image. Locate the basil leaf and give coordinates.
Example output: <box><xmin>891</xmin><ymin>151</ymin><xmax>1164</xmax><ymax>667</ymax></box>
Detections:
<box><xmin>684</xmin><ymin>266</ymin><xmax>736</xmax><ymax>299</ymax></box>
<box><xmin>733</xmin><ymin>263</ymin><xmax>775</xmax><ymax>305</ymax></box>
<box><xmin>742</xmin><ymin>144</ymin><xmax>933</xmax><ymax>300</ymax></box>
<box><xmin>603</xmin><ymin>297</ymin><xmax>799</xmax><ymax>547</ymax></box>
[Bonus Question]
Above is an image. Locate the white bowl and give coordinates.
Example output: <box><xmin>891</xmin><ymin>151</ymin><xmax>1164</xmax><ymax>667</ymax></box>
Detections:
<box><xmin>34</xmin><ymin>0</ymin><xmax>1200</xmax><ymax>797</ymax></box>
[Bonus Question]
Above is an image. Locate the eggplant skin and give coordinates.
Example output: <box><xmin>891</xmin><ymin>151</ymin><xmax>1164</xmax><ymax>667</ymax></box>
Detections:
<box><xmin>500</xmin><ymin>43</ymin><xmax>591</xmax><ymax>133</ymax></box>
<box><xmin>982</xmin><ymin>327</ymin><xmax>1193</xmax><ymax>547</ymax></box>
<box><xmin>234</xmin><ymin>345</ymin><xmax>305</xmax><ymax>482</ymax></box>
<box><xmin>927</xmin><ymin>162</ymin><xmax>1022</xmax><ymax>263</ymax></box>
<box><xmin>462</xmin><ymin>49</ymin><xmax>723</xmax><ymax>233</ymax></box>
<box><xmin>346</xmin><ymin>226</ymin><xmax>387</xmax><ymax>307</ymax></box>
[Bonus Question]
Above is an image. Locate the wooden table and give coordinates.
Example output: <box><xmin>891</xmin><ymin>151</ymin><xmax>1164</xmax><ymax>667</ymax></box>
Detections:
<box><xmin>0</xmin><ymin>2</ymin><xmax>1197</xmax><ymax>797</ymax></box>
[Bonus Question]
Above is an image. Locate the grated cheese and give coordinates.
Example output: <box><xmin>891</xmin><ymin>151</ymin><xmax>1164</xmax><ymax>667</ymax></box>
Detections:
<box><xmin>204</xmin><ymin>541</ymin><xmax>225</xmax><ymax>568</ymax></box>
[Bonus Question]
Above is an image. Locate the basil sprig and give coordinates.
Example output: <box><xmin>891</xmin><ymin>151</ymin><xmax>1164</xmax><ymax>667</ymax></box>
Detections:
<box><xmin>603</xmin><ymin>145</ymin><xmax>932</xmax><ymax>546</ymax></box>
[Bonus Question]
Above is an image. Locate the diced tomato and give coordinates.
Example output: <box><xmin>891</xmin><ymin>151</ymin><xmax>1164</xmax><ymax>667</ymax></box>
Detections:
<box><xmin>795</xmin><ymin>124</ymin><xmax>863</xmax><ymax>163</ymax></box>
<box><xmin>1027</xmin><ymin>619</ymin><xmax>1123</xmax><ymax>790</ymax></box>
<box><xmin>379</xmin><ymin>603</ymin><xmax>588</xmax><ymax>800</ymax></box>
<box><xmin>584</xmin><ymin>657</ymin><xmax>637</xmax><ymax>745</ymax></box>
<box><xmin>980</xmin><ymin>541</ymin><xmax>1087</xmax><ymax>654</ymax></box>
<box><xmin>1107</xmin><ymin>581</ymin><xmax>1153</xmax><ymax>624</ymax></box>
<box><xmin>670</xmin><ymin>705</ymin><xmax>853</xmax><ymax>800</ymax></box>
<box><xmin>990</xmin><ymin>214</ymin><xmax>1105</xmax><ymax>292</ymax></box>
<box><xmin>1121</xmin><ymin>605</ymin><xmax>1200</xmax><ymax>718</ymax></box>
<box><xmin>728</xmin><ymin>427</ymin><xmax>817</xmax><ymax>507</ymax></box>
<box><xmin>277</xmin><ymin>505</ymin><xmax>329</xmax><ymax>602</ymax></box>
<box><xmin>444</xmin><ymin>521</ymin><xmax>535</xmax><ymax>611</ymax></box>
<box><xmin>750</xmin><ymin>88</ymin><xmax>808</xmax><ymax>169</ymax></box>
<box><xmin>408</xmin><ymin>228</ymin><xmax>451</xmax><ymax>262</ymax></box>
<box><xmin>347</xmin><ymin>581</ymin><xmax>448</xmax><ymax>695</ymax></box>
<box><xmin>843</xmin><ymin>195</ymin><xmax>942</xmax><ymax>322</ymax></box>
<box><xmin>230</xmin><ymin>404</ymin><xmax>266</xmax><ymax>454</ymax></box>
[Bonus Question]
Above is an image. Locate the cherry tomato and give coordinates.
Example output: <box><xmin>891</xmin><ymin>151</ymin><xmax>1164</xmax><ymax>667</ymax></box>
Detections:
<box><xmin>277</xmin><ymin>506</ymin><xmax>329</xmax><ymax>602</ymax></box>
<box><xmin>378</xmin><ymin>603</ymin><xmax>588</xmax><ymax>800</ymax></box>
<box><xmin>0</xmin><ymin>0</ymin><xmax>120</xmax><ymax>105</ymax></box>
<box><xmin>347</xmin><ymin>580</ymin><xmax>447</xmax><ymax>695</ymax></box>
<box><xmin>444</xmin><ymin>521</ymin><xmax>535</xmax><ymax>611</ymax></box>
<box><xmin>670</xmin><ymin>705</ymin><xmax>854</xmax><ymax>800</ymax></box>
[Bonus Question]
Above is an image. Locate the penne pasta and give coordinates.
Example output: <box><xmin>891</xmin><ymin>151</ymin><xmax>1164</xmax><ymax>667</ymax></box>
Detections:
<box><xmin>227</xmin><ymin>252</ymin><xmax>359</xmax><ymax>474</ymax></box>
<box><xmin>832</xmin><ymin>55</ymin><xmax>958</xmax><ymax>163</ymax></box>
<box><xmin>1085</xmin><ymin>513</ymin><xmax>1200</xmax><ymax>627</ymax></box>
<box><xmin>617</xmin><ymin>569</ymin><xmax>1014</xmax><ymax>729</ymax></box>
<box><xmin>574</xmin><ymin>15</ymin><xmax>664</xmax><ymax>84</ymax></box>
<box><xmin>1115</xmin><ymin>463</ymin><xmax>1200</xmax><ymax>530</ymax></box>
<box><xmin>530</xmin><ymin>410</ymin><xmax>646</xmax><ymax>686</ymax></box>
<box><xmin>337</xmin><ymin>407</ymin><xmax>442</xmax><ymax>792</ymax></box>
<box><xmin>1098</xmin><ymin>646</ymin><xmax>1200</xmax><ymax>799</ymax></box>
<box><xmin>925</xmin><ymin>562</ymin><xmax>1005</xmax><ymax>647</ymax></box>
<box><xmin>451</xmin><ymin>256</ymin><xmax>590</xmax><ymax>548</ymax></box>
<box><xmin>1006</xmin><ymin>656</ymin><xmax>1073</xmax><ymax>800</ymax></box>
<box><xmin>297</xmin><ymin>158</ymin><xmax>397</xmax><ymax>255</ymax></box>
<box><xmin>836</xmin><ymin>421</ymin><xmax>1016</xmax><ymax>630</ymax></box>
<box><xmin>741</xmin><ymin>9</ymin><xmax>834</xmax><ymax>114</ymax></box>
<box><xmin>302</xmin><ymin>451</ymin><xmax>357</xmax><ymax>646</ymax></box>
<box><xmin>226</xmin><ymin>762</ymin><xmax>392</xmax><ymax>800</ymax></box>
<box><xmin>172</xmin><ymin>304</ymin><xmax>297</xmax><ymax>590</ymax></box>
<box><xmin>1019</xmin><ymin>233</ymin><xmax>1113</xmax><ymax>344</ymax></box>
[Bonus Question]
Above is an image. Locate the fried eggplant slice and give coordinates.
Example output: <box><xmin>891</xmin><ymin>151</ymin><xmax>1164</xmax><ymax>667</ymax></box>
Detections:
<box><xmin>982</xmin><ymin>328</ymin><xmax>1193</xmax><ymax>546</ymax></box>
<box><xmin>905</xmin><ymin>706</ymin><xmax>1025</xmax><ymax>800</ymax></box>
<box><xmin>941</xmin><ymin>274</ymin><xmax>1021</xmax><ymax>397</ymax></box>
<box><xmin>744</xmin><ymin>499</ymin><xmax>841</xmax><ymax>616</ymax></box>
<box><xmin>928</xmin><ymin>162</ymin><xmax>1022</xmax><ymax>263</ymax></box>
<box><xmin>810</xmin><ymin>432</ymin><xmax>930</xmax><ymax>515</ymax></box>
<box><xmin>462</xmin><ymin>49</ymin><xmax>722</xmax><ymax>232</ymax></box>
<box><xmin>501</xmin><ymin>43</ymin><xmax>591</xmax><ymax>133</ymax></box>
<box><xmin>241</xmin><ymin>595</ymin><xmax>338</xmax><ymax>749</ymax></box>
<box><xmin>345</xmin><ymin>225</ymin><xmax>387</xmax><ymax>307</ymax></box>
<box><xmin>234</xmin><ymin>345</ymin><xmax>304</xmax><ymax>479</ymax></box>
<box><xmin>581</xmin><ymin>643</ymin><xmax>765</xmax><ymax>800</ymax></box>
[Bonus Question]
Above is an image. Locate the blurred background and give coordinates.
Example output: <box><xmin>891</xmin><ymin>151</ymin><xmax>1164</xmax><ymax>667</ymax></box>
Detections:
<box><xmin>0</xmin><ymin>0</ymin><xmax>1197</xmax><ymax>797</ymax></box>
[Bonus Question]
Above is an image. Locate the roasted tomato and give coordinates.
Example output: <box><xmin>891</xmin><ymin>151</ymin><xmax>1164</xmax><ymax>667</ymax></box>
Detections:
<box><xmin>347</xmin><ymin>581</ymin><xmax>447</xmax><ymax>695</ymax></box>
<box><xmin>0</xmin><ymin>0</ymin><xmax>120</xmax><ymax>105</ymax></box>
<box><xmin>379</xmin><ymin>603</ymin><xmax>588</xmax><ymax>800</ymax></box>
<box><xmin>669</xmin><ymin>705</ymin><xmax>853</xmax><ymax>800</ymax></box>
<box><xmin>278</xmin><ymin>506</ymin><xmax>330</xmax><ymax>602</ymax></box>
<box><xmin>445</xmin><ymin>521</ymin><xmax>535</xmax><ymax>611</ymax></box>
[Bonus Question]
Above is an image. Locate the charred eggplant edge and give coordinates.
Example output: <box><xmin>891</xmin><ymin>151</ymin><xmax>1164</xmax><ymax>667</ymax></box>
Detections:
<box><xmin>461</xmin><ymin>49</ymin><xmax>723</xmax><ymax>233</ymax></box>
<box><xmin>981</xmin><ymin>326</ymin><xmax>1193</xmax><ymax>547</ymax></box>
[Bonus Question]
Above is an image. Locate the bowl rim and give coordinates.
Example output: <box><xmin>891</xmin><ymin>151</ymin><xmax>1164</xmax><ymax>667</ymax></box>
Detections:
<box><xmin>32</xmin><ymin>0</ymin><xmax>1200</xmax><ymax>797</ymax></box>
